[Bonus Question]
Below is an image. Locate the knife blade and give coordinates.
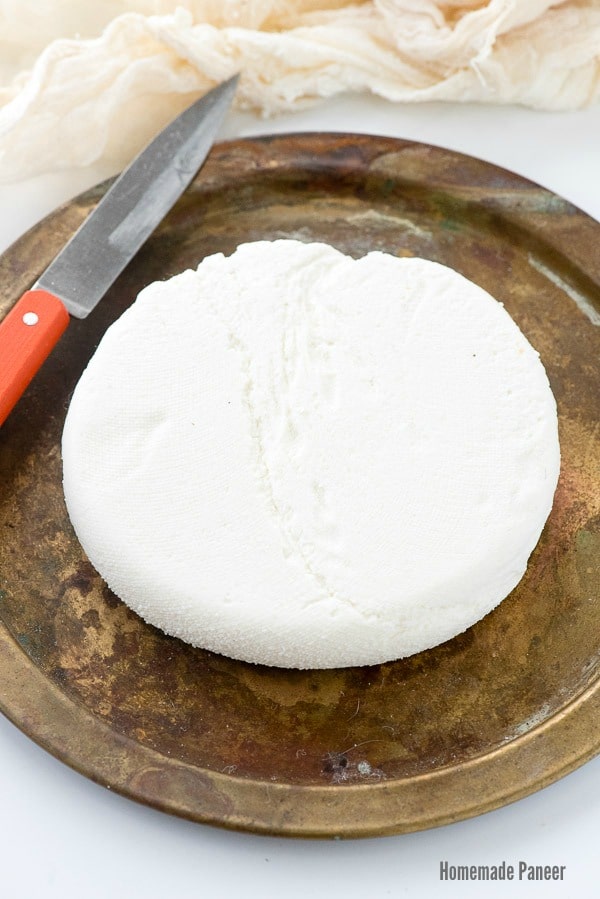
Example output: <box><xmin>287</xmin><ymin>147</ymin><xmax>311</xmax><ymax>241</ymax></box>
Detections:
<box><xmin>0</xmin><ymin>75</ymin><xmax>239</xmax><ymax>426</ymax></box>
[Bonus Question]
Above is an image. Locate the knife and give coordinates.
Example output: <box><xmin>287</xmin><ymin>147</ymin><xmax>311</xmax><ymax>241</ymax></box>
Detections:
<box><xmin>0</xmin><ymin>75</ymin><xmax>239</xmax><ymax>426</ymax></box>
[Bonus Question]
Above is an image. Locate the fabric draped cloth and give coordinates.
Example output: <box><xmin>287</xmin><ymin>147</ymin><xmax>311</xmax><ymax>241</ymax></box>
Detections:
<box><xmin>0</xmin><ymin>0</ymin><xmax>598</xmax><ymax>180</ymax></box>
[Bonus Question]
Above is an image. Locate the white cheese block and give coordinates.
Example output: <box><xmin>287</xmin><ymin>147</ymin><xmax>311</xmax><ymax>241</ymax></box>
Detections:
<box><xmin>62</xmin><ymin>240</ymin><xmax>560</xmax><ymax>668</ymax></box>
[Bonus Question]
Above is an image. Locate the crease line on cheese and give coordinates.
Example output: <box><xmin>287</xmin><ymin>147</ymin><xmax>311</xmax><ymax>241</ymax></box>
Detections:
<box><xmin>202</xmin><ymin>248</ymin><xmax>360</xmax><ymax>616</ymax></box>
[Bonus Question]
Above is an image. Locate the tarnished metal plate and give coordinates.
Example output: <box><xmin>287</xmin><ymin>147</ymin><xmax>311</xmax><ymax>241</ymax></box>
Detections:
<box><xmin>0</xmin><ymin>134</ymin><xmax>599</xmax><ymax>838</ymax></box>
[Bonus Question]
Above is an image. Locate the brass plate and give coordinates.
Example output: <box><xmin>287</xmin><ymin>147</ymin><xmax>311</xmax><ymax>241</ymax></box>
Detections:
<box><xmin>0</xmin><ymin>134</ymin><xmax>599</xmax><ymax>839</ymax></box>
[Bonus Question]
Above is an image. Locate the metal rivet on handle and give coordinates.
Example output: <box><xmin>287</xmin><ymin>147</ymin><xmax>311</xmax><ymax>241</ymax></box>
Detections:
<box><xmin>22</xmin><ymin>312</ymin><xmax>39</xmax><ymax>326</ymax></box>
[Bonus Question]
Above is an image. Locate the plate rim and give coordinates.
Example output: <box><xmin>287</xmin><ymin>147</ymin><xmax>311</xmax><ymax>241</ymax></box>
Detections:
<box><xmin>2</xmin><ymin>615</ymin><xmax>599</xmax><ymax>838</ymax></box>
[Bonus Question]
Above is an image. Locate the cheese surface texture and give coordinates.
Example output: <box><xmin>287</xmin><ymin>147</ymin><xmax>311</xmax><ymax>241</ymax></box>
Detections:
<box><xmin>62</xmin><ymin>240</ymin><xmax>560</xmax><ymax>668</ymax></box>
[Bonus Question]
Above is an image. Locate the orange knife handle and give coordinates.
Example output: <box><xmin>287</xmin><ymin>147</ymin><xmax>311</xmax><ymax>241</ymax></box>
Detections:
<box><xmin>0</xmin><ymin>289</ymin><xmax>70</xmax><ymax>426</ymax></box>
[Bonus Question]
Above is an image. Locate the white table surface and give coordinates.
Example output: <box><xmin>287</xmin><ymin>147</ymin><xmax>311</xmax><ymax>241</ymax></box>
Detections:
<box><xmin>0</xmin><ymin>95</ymin><xmax>599</xmax><ymax>899</ymax></box>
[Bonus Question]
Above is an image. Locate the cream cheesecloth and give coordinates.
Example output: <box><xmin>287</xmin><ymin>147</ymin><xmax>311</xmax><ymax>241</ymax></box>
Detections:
<box><xmin>0</xmin><ymin>0</ymin><xmax>598</xmax><ymax>180</ymax></box>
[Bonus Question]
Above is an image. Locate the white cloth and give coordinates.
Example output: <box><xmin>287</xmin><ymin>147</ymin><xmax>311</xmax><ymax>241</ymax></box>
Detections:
<box><xmin>0</xmin><ymin>0</ymin><xmax>598</xmax><ymax>180</ymax></box>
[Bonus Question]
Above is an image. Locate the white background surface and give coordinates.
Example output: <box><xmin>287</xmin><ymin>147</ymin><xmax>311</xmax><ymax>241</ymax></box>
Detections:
<box><xmin>0</xmin><ymin>95</ymin><xmax>599</xmax><ymax>898</ymax></box>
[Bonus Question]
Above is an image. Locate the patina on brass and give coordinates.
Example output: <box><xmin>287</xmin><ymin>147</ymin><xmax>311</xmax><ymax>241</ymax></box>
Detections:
<box><xmin>0</xmin><ymin>134</ymin><xmax>599</xmax><ymax>838</ymax></box>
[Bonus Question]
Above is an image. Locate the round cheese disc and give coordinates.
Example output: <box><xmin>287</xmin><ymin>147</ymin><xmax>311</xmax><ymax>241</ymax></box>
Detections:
<box><xmin>62</xmin><ymin>240</ymin><xmax>560</xmax><ymax>668</ymax></box>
